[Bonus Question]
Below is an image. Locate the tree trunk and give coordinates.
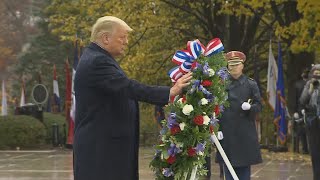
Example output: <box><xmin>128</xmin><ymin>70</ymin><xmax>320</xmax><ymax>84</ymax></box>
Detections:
<box><xmin>286</xmin><ymin>52</ymin><xmax>314</xmax><ymax>113</ymax></box>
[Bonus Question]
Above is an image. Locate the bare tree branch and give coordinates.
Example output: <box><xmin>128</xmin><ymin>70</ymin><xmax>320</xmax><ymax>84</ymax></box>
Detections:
<box><xmin>119</xmin><ymin>28</ymin><xmax>148</xmax><ymax>63</ymax></box>
<box><xmin>270</xmin><ymin>1</ymin><xmax>285</xmax><ymax>26</ymax></box>
<box><xmin>160</xmin><ymin>0</ymin><xmax>208</xmax><ymax>28</ymax></box>
<box><xmin>150</xmin><ymin>52</ymin><xmax>174</xmax><ymax>75</ymax></box>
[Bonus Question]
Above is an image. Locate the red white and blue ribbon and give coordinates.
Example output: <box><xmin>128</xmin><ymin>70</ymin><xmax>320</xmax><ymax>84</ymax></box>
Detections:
<box><xmin>204</xmin><ymin>38</ymin><xmax>224</xmax><ymax>57</ymax></box>
<box><xmin>168</xmin><ymin>38</ymin><xmax>224</xmax><ymax>82</ymax></box>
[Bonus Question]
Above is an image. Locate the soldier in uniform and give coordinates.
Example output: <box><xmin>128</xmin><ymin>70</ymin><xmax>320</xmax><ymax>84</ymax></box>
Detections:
<box><xmin>300</xmin><ymin>64</ymin><xmax>320</xmax><ymax>180</ymax></box>
<box><xmin>216</xmin><ymin>51</ymin><xmax>262</xmax><ymax>180</ymax></box>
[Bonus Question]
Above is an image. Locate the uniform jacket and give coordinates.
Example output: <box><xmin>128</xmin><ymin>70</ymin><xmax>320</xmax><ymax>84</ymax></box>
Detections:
<box><xmin>300</xmin><ymin>80</ymin><xmax>320</xmax><ymax>126</ymax></box>
<box><xmin>299</xmin><ymin>78</ymin><xmax>320</xmax><ymax>180</ymax></box>
<box><xmin>217</xmin><ymin>74</ymin><xmax>262</xmax><ymax>167</ymax></box>
<box><xmin>73</xmin><ymin>43</ymin><xmax>170</xmax><ymax>180</ymax></box>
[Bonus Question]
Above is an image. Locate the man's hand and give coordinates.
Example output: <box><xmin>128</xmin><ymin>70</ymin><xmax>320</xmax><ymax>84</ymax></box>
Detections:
<box><xmin>170</xmin><ymin>72</ymin><xmax>193</xmax><ymax>97</ymax></box>
<box><xmin>309</xmin><ymin>81</ymin><xmax>314</xmax><ymax>94</ymax></box>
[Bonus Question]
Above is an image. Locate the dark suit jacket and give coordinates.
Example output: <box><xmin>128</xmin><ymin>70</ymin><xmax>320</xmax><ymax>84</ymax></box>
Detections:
<box><xmin>73</xmin><ymin>43</ymin><xmax>170</xmax><ymax>180</ymax></box>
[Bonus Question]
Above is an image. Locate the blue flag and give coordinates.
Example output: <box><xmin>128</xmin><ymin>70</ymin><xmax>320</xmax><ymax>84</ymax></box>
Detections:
<box><xmin>273</xmin><ymin>42</ymin><xmax>287</xmax><ymax>144</ymax></box>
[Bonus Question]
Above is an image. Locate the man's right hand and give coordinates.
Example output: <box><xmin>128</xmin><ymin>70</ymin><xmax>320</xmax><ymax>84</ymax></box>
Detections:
<box><xmin>169</xmin><ymin>72</ymin><xmax>193</xmax><ymax>97</ymax></box>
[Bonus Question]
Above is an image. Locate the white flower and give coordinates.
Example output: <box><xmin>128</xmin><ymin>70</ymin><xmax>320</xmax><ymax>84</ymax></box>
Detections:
<box><xmin>200</xmin><ymin>98</ymin><xmax>208</xmax><ymax>105</ymax></box>
<box><xmin>182</xmin><ymin>104</ymin><xmax>194</xmax><ymax>115</ymax></box>
<box><xmin>203</xmin><ymin>115</ymin><xmax>210</xmax><ymax>125</ymax></box>
<box><xmin>179</xmin><ymin>122</ymin><xmax>186</xmax><ymax>131</ymax></box>
<box><xmin>161</xmin><ymin>136</ymin><xmax>166</xmax><ymax>142</ymax></box>
<box><xmin>176</xmin><ymin>142</ymin><xmax>184</xmax><ymax>148</ymax></box>
<box><xmin>198</xmin><ymin>151</ymin><xmax>204</xmax><ymax>156</ymax></box>
<box><xmin>208</xmin><ymin>68</ymin><xmax>215</xmax><ymax>77</ymax></box>
<box><xmin>177</xmin><ymin>98</ymin><xmax>183</xmax><ymax>104</ymax></box>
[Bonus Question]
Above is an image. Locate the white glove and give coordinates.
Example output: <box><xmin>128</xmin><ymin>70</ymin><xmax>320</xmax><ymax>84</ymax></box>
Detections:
<box><xmin>241</xmin><ymin>102</ymin><xmax>251</xmax><ymax>110</ymax></box>
<box><xmin>301</xmin><ymin>109</ymin><xmax>305</xmax><ymax>115</ymax></box>
<box><xmin>293</xmin><ymin>112</ymin><xmax>299</xmax><ymax>119</ymax></box>
<box><xmin>217</xmin><ymin>131</ymin><xmax>224</xmax><ymax>140</ymax></box>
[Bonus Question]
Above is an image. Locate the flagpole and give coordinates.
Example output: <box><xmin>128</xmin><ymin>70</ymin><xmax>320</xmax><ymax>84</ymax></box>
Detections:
<box><xmin>20</xmin><ymin>79</ymin><xmax>25</xmax><ymax>107</ymax></box>
<box><xmin>1</xmin><ymin>80</ymin><xmax>8</xmax><ymax>116</ymax></box>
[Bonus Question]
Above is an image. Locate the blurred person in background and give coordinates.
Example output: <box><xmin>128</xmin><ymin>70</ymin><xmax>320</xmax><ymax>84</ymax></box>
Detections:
<box><xmin>300</xmin><ymin>64</ymin><xmax>320</xmax><ymax>180</ymax></box>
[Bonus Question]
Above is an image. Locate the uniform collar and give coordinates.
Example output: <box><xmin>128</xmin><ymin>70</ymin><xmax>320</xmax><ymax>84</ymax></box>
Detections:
<box><xmin>230</xmin><ymin>74</ymin><xmax>246</xmax><ymax>84</ymax></box>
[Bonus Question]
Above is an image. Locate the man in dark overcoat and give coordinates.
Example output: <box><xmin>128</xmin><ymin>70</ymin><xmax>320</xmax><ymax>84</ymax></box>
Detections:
<box><xmin>217</xmin><ymin>51</ymin><xmax>262</xmax><ymax>180</ymax></box>
<box><xmin>299</xmin><ymin>64</ymin><xmax>320</xmax><ymax>180</ymax></box>
<box><xmin>73</xmin><ymin>16</ymin><xmax>192</xmax><ymax>180</ymax></box>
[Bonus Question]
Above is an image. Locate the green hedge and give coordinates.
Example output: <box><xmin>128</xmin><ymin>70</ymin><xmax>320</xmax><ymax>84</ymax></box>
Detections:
<box><xmin>0</xmin><ymin>113</ymin><xmax>67</xmax><ymax>150</ymax></box>
<box><xmin>0</xmin><ymin>115</ymin><xmax>46</xmax><ymax>149</ymax></box>
<box><xmin>42</xmin><ymin>112</ymin><xmax>68</xmax><ymax>144</ymax></box>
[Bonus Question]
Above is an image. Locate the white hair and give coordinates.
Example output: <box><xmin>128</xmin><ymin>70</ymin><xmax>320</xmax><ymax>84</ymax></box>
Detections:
<box><xmin>90</xmin><ymin>16</ymin><xmax>133</xmax><ymax>42</ymax></box>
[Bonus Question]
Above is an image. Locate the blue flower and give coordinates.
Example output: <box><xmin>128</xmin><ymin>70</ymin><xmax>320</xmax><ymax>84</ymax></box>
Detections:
<box><xmin>219</xmin><ymin>105</ymin><xmax>225</xmax><ymax>112</ymax></box>
<box><xmin>199</xmin><ymin>85</ymin><xmax>211</xmax><ymax>96</ymax></box>
<box><xmin>167</xmin><ymin>113</ymin><xmax>178</xmax><ymax>129</ymax></box>
<box><xmin>217</xmin><ymin>67</ymin><xmax>229</xmax><ymax>80</ymax></box>
<box><xmin>206</xmin><ymin>94</ymin><xmax>215</xmax><ymax>102</ymax></box>
<box><xmin>210</xmin><ymin>116</ymin><xmax>219</xmax><ymax>126</ymax></box>
<box><xmin>152</xmin><ymin>148</ymin><xmax>162</xmax><ymax>160</ymax></box>
<box><xmin>203</xmin><ymin>62</ymin><xmax>210</xmax><ymax>76</ymax></box>
<box><xmin>189</xmin><ymin>80</ymin><xmax>201</xmax><ymax>94</ymax></box>
<box><xmin>162</xmin><ymin>168</ymin><xmax>174</xmax><ymax>177</ymax></box>
<box><xmin>168</xmin><ymin>143</ymin><xmax>181</xmax><ymax>156</ymax></box>
<box><xmin>195</xmin><ymin>142</ymin><xmax>206</xmax><ymax>154</ymax></box>
<box><xmin>196</xmin><ymin>63</ymin><xmax>203</xmax><ymax>70</ymax></box>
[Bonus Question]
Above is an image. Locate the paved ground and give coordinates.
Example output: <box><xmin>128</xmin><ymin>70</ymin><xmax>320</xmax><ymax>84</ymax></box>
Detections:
<box><xmin>0</xmin><ymin>147</ymin><xmax>313</xmax><ymax>180</ymax></box>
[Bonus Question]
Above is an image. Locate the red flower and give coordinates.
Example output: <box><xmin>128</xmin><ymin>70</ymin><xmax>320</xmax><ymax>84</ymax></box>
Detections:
<box><xmin>170</xmin><ymin>95</ymin><xmax>175</xmax><ymax>103</ymax></box>
<box><xmin>193</xmin><ymin>115</ymin><xmax>204</xmax><ymax>125</ymax></box>
<box><xmin>167</xmin><ymin>155</ymin><xmax>176</xmax><ymax>164</ymax></box>
<box><xmin>201</xmin><ymin>80</ymin><xmax>212</xmax><ymax>87</ymax></box>
<box><xmin>214</xmin><ymin>105</ymin><xmax>220</xmax><ymax>116</ymax></box>
<box><xmin>209</xmin><ymin>125</ymin><xmax>214</xmax><ymax>134</ymax></box>
<box><xmin>182</xmin><ymin>95</ymin><xmax>187</xmax><ymax>103</ymax></box>
<box><xmin>191</xmin><ymin>61</ymin><xmax>198</xmax><ymax>69</ymax></box>
<box><xmin>170</xmin><ymin>125</ymin><xmax>181</xmax><ymax>135</ymax></box>
<box><xmin>187</xmin><ymin>148</ymin><xmax>196</xmax><ymax>157</ymax></box>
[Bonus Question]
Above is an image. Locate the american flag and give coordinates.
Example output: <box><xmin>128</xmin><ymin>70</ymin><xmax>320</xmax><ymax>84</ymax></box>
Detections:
<box><xmin>70</xmin><ymin>40</ymin><xmax>80</xmax><ymax>122</ymax></box>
